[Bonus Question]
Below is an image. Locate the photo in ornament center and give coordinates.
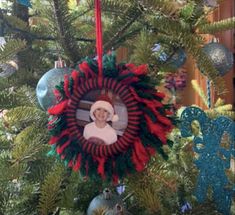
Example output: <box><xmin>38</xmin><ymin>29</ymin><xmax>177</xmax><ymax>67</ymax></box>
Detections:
<box><xmin>76</xmin><ymin>89</ymin><xmax>128</xmax><ymax>146</ymax></box>
<box><xmin>46</xmin><ymin>53</ymin><xmax>174</xmax><ymax>182</ymax></box>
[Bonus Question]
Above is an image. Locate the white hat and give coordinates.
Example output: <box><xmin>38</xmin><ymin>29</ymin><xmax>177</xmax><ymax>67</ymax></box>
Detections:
<box><xmin>90</xmin><ymin>95</ymin><xmax>119</xmax><ymax>122</ymax></box>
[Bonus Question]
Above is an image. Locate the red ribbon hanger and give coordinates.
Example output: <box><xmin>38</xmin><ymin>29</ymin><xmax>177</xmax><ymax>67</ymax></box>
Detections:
<box><xmin>95</xmin><ymin>0</ymin><xmax>103</xmax><ymax>86</ymax></box>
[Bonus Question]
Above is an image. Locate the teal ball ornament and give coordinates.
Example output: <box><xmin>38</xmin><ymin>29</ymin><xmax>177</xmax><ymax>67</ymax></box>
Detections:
<box><xmin>202</xmin><ymin>42</ymin><xmax>234</xmax><ymax>76</ymax></box>
<box><xmin>36</xmin><ymin>64</ymin><xmax>72</xmax><ymax>111</ymax></box>
<box><xmin>87</xmin><ymin>188</ymin><xmax>124</xmax><ymax>215</ymax></box>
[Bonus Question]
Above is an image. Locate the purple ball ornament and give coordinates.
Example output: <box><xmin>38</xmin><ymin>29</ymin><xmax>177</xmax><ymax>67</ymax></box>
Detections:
<box><xmin>164</xmin><ymin>70</ymin><xmax>187</xmax><ymax>91</ymax></box>
<box><xmin>36</xmin><ymin>60</ymin><xmax>72</xmax><ymax>111</ymax></box>
<box><xmin>202</xmin><ymin>42</ymin><xmax>234</xmax><ymax>76</ymax></box>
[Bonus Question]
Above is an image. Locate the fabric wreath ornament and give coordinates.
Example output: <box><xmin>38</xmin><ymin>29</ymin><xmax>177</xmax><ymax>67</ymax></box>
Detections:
<box><xmin>47</xmin><ymin>53</ymin><xmax>174</xmax><ymax>182</ymax></box>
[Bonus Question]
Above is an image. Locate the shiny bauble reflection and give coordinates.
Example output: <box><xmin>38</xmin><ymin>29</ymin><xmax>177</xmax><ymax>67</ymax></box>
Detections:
<box><xmin>36</xmin><ymin>67</ymin><xmax>72</xmax><ymax>110</ymax></box>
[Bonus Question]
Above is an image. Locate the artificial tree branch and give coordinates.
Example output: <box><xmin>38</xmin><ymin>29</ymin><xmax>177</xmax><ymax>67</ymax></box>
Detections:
<box><xmin>52</xmin><ymin>0</ymin><xmax>81</xmax><ymax>63</ymax></box>
<box><xmin>103</xmin><ymin>12</ymin><xmax>142</xmax><ymax>51</ymax></box>
<box><xmin>198</xmin><ymin>17</ymin><xmax>235</xmax><ymax>34</ymax></box>
<box><xmin>1</xmin><ymin>9</ymin><xmax>94</xmax><ymax>43</ymax></box>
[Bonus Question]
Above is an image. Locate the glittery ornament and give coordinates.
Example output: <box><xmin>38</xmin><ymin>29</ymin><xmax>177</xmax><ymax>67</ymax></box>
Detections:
<box><xmin>203</xmin><ymin>0</ymin><xmax>217</xmax><ymax>7</ymax></box>
<box><xmin>0</xmin><ymin>57</ymin><xmax>19</xmax><ymax>78</ymax></box>
<box><xmin>152</xmin><ymin>44</ymin><xmax>187</xmax><ymax>70</ymax></box>
<box><xmin>116</xmin><ymin>184</ymin><xmax>125</xmax><ymax>195</ymax></box>
<box><xmin>164</xmin><ymin>70</ymin><xmax>187</xmax><ymax>91</ymax></box>
<box><xmin>104</xmin><ymin>204</ymin><xmax>124</xmax><ymax>215</ymax></box>
<box><xmin>36</xmin><ymin>60</ymin><xmax>72</xmax><ymax>110</ymax></box>
<box><xmin>16</xmin><ymin>0</ymin><xmax>32</xmax><ymax>7</ymax></box>
<box><xmin>0</xmin><ymin>38</ymin><xmax>19</xmax><ymax>78</ymax></box>
<box><xmin>0</xmin><ymin>37</ymin><xmax>6</xmax><ymax>48</ymax></box>
<box><xmin>202</xmin><ymin>42</ymin><xmax>234</xmax><ymax>76</ymax></box>
<box><xmin>180</xmin><ymin>202</ymin><xmax>192</xmax><ymax>213</ymax></box>
<box><xmin>180</xmin><ymin>106</ymin><xmax>235</xmax><ymax>215</ymax></box>
<box><xmin>206</xmin><ymin>79</ymin><xmax>211</xmax><ymax>108</ymax></box>
<box><xmin>87</xmin><ymin>188</ymin><xmax>124</xmax><ymax>215</ymax></box>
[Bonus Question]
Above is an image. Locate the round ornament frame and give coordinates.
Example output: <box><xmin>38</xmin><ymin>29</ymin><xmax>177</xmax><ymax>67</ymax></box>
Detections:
<box><xmin>66</xmin><ymin>77</ymin><xmax>141</xmax><ymax>157</ymax></box>
<box><xmin>47</xmin><ymin>54</ymin><xmax>174</xmax><ymax>181</ymax></box>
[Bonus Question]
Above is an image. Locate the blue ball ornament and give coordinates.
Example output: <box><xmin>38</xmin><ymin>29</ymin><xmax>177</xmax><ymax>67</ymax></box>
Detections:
<box><xmin>202</xmin><ymin>42</ymin><xmax>234</xmax><ymax>76</ymax></box>
<box><xmin>36</xmin><ymin>65</ymin><xmax>72</xmax><ymax>111</ymax></box>
<box><xmin>152</xmin><ymin>44</ymin><xmax>187</xmax><ymax>70</ymax></box>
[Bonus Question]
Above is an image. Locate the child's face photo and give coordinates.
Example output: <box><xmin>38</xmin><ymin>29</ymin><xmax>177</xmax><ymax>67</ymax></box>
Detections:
<box><xmin>94</xmin><ymin>107</ymin><xmax>110</xmax><ymax>122</ymax></box>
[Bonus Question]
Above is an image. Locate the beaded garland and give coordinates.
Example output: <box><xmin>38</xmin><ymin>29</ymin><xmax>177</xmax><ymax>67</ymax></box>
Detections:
<box><xmin>47</xmin><ymin>53</ymin><xmax>174</xmax><ymax>182</ymax></box>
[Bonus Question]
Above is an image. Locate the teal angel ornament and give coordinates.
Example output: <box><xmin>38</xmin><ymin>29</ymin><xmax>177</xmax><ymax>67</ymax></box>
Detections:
<box><xmin>180</xmin><ymin>106</ymin><xmax>234</xmax><ymax>215</ymax></box>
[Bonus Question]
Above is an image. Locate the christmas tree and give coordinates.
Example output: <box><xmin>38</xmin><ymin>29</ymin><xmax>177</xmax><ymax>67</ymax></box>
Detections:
<box><xmin>0</xmin><ymin>0</ymin><xmax>234</xmax><ymax>214</ymax></box>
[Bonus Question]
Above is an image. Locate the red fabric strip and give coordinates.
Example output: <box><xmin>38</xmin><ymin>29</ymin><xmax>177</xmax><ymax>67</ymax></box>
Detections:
<box><xmin>57</xmin><ymin>140</ymin><xmax>70</xmax><ymax>154</ymax></box>
<box><xmin>49</xmin><ymin>130</ymin><xmax>69</xmax><ymax>145</ymax></box>
<box><xmin>47</xmin><ymin>100</ymin><xmax>68</xmax><ymax>115</ymax></box>
<box><xmin>64</xmin><ymin>75</ymin><xmax>70</xmax><ymax>98</ymax></box>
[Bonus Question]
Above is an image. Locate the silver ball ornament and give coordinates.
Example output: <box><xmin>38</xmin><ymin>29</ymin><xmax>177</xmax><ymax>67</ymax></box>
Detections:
<box><xmin>36</xmin><ymin>62</ymin><xmax>72</xmax><ymax>110</ymax></box>
<box><xmin>87</xmin><ymin>188</ymin><xmax>124</xmax><ymax>215</ymax></box>
<box><xmin>0</xmin><ymin>38</ymin><xmax>18</xmax><ymax>78</ymax></box>
<box><xmin>0</xmin><ymin>58</ymin><xmax>18</xmax><ymax>78</ymax></box>
<box><xmin>202</xmin><ymin>42</ymin><xmax>234</xmax><ymax>76</ymax></box>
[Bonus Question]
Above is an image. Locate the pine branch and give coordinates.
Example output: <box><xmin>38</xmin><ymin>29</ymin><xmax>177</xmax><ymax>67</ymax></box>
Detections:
<box><xmin>127</xmin><ymin>173</ymin><xmax>162</xmax><ymax>214</ymax></box>
<box><xmin>52</xmin><ymin>0</ymin><xmax>81</xmax><ymax>63</ymax></box>
<box><xmin>0</xmin><ymin>39</ymin><xmax>26</xmax><ymax>63</ymax></box>
<box><xmin>138</xmin><ymin>0</ymin><xmax>185</xmax><ymax>19</ymax></box>
<box><xmin>102</xmin><ymin>2</ymin><xmax>143</xmax><ymax>51</ymax></box>
<box><xmin>205</xmin><ymin>98</ymin><xmax>235</xmax><ymax>119</ymax></box>
<box><xmin>130</xmin><ymin>31</ymin><xmax>156</xmax><ymax>65</ymax></box>
<box><xmin>38</xmin><ymin>164</ymin><xmax>65</xmax><ymax>215</ymax></box>
<box><xmin>206</xmin><ymin>109</ymin><xmax>235</xmax><ymax>120</ymax></box>
<box><xmin>11</xmin><ymin>125</ymin><xmax>49</xmax><ymax>164</ymax></box>
<box><xmin>1</xmin><ymin>10</ymin><xmax>94</xmax><ymax>43</ymax></box>
<box><xmin>198</xmin><ymin>17</ymin><xmax>235</xmax><ymax>34</ymax></box>
<box><xmin>179</xmin><ymin>1</ymin><xmax>197</xmax><ymax>21</ymax></box>
<box><xmin>191</xmin><ymin>80</ymin><xmax>208</xmax><ymax>107</ymax></box>
<box><xmin>110</xmin><ymin>26</ymin><xmax>143</xmax><ymax>50</ymax></box>
<box><xmin>103</xmin><ymin>12</ymin><xmax>142</xmax><ymax>51</ymax></box>
<box><xmin>0</xmin><ymin>86</ymin><xmax>38</xmax><ymax>109</ymax></box>
<box><xmin>152</xmin><ymin>16</ymin><xmax>226</xmax><ymax>95</ymax></box>
<box><xmin>2</xmin><ymin>13</ymin><xmax>29</xmax><ymax>31</ymax></box>
<box><xmin>87</xmin><ymin>0</ymin><xmax>133</xmax><ymax>17</ymax></box>
<box><xmin>4</xmin><ymin>106</ymin><xmax>47</xmax><ymax>129</ymax></box>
